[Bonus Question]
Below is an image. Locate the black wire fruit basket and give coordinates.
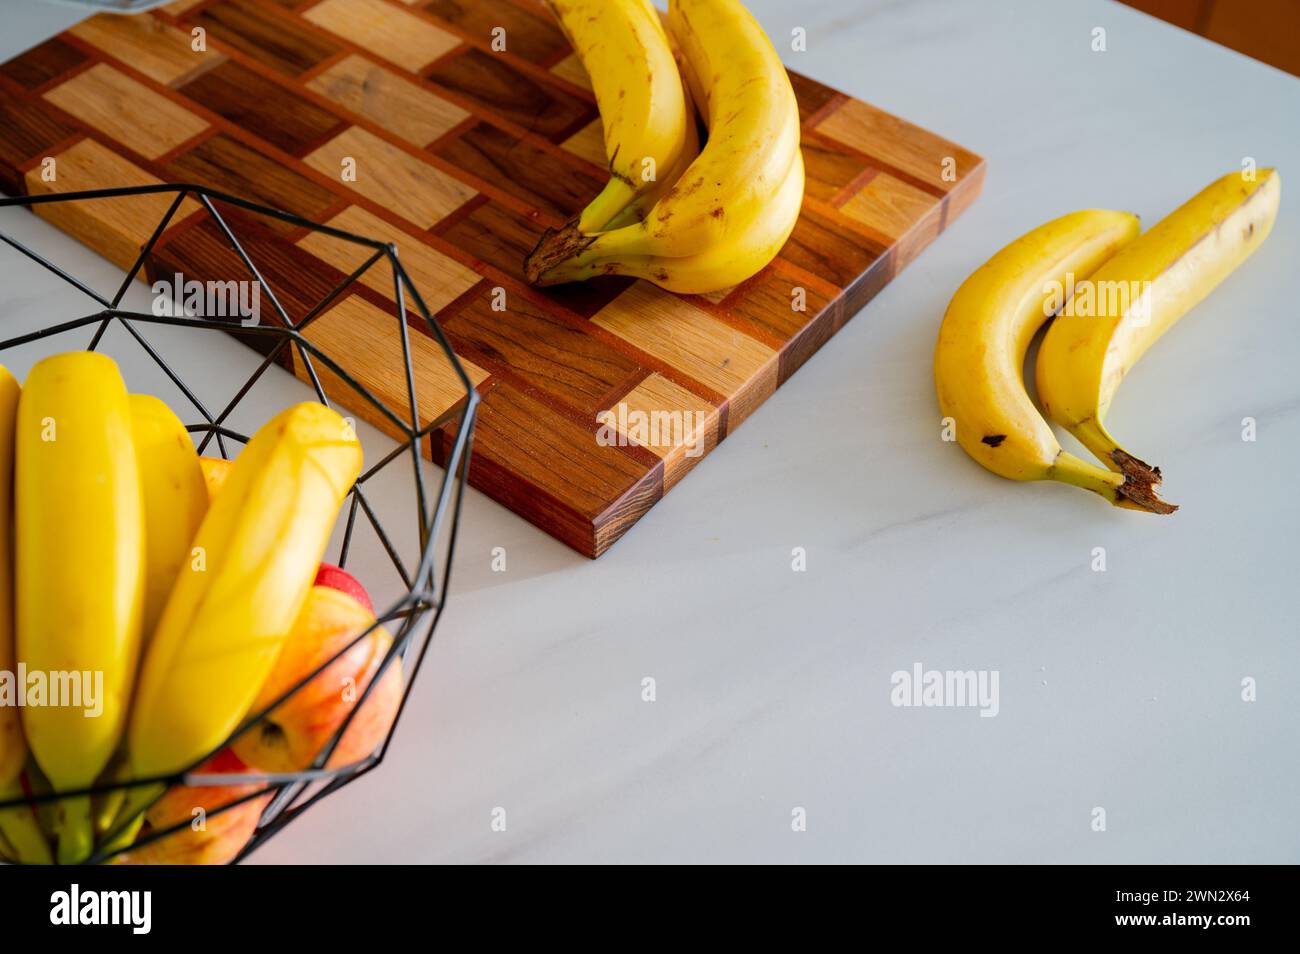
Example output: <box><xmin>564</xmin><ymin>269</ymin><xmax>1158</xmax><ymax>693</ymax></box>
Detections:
<box><xmin>0</xmin><ymin>184</ymin><xmax>478</xmax><ymax>864</ymax></box>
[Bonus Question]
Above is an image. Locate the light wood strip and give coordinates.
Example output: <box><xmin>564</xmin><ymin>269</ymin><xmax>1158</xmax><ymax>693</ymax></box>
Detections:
<box><xmin>609</xmin><ymin>372</ymin><xmax>719</xmax><ymax>492</ymax></box>
<box><xmin>303</xmin><ymin>125</ymin><xmax>476</xmax><ymax>228</ymax></box>
<box><xmin>306</xmin><ymin>53</ymin><xmax>469</xmax><ymax>146</ymax></box>
<box><xmin>299</xmin><ymin>294</ymin><xmax>489</xmax><ymax>442</ymax></box>
<box><xmin>816</xmin><ymin>98</ymin><xmax>979</xmax><ymax>193</ymax></box>
<box><xmin>297</xmin><ymin>204</ymin><xmax>481</xmax><ymax>313</ymax></box>
<box><xmin>592</xmin><ymin>283</ymin><xmax>777</xmax><ymax>406</ymax></box>
<box><xmin>561</xmin><ymin>118</ymin><xmax>606</xmax><ymax>168</ymax></box>
<box><xmin>303</xmin><ymin>0</ymin><xmax>461</xmax><ymax>72</ymax></box>
<box><xmin>24</xmin><ymin>137</ymin><xmax>202</xmax><ymax>272</ymax></box>
<box><xmin>69</xmin><ymin>13</ymin><xmax>219</xmax><ymax>86</ymax></box>
<box><xmin>839</xmin><ymin>171</ymin><xmax>938</xmax><ymax>242</ymax></box>
<box><xmin>549</xmin><ymin>52</ymin><xmax>590</xmax><ymax>90</ymax></box>
<box><xmin>42</xmin><ymin>63</ymin><xmax>209</xmax><ymax>160</ymax></box>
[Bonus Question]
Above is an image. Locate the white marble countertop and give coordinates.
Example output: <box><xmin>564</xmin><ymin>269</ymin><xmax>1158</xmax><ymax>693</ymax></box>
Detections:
<box><xmin>1</xmin><ymin>0</ymin><xmax>1296</xmax><ymax>863</ymax></box>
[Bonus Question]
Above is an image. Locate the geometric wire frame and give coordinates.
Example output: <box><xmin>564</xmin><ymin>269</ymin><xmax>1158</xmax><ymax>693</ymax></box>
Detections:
<box><xmin>0</xmin><ymin>183</ymin><xmax>479</xmax><ymax>863</ymax></box>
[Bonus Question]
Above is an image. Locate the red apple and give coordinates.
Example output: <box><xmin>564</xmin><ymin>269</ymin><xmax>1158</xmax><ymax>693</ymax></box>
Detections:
<box><xmin>232</xmin><ymin>586</ymin><xmax>401</xmax><ymax>774</ymax></box>
<box><xmin>314</xmin><ymin>562</ymin><xmax>373</xmax><ymax>614</ymax></box>
<box><xmin>115</xmin><ymin>750</ymin><xmax>271</xmax><ymax>865</ymax></box>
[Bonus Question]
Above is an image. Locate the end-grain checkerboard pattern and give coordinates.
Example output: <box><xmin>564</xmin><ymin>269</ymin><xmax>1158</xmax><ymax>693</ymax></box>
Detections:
<box><xmin>0</xmin><ymin>0</ymin><xmax>984</xmax><ymax>558</ymax></box>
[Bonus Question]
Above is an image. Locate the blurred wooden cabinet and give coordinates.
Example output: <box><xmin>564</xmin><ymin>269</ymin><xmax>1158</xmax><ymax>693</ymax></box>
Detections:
<box><xmin>1122</xmin><ymin>0</ymin><xmax>1300</xmax><ymax>76</ymax></box>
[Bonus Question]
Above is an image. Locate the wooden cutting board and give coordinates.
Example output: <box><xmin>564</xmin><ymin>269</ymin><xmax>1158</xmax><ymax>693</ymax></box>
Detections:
<box><xmin>0</xmin><ymin>0</ymin><xmax>984</xmax><ymax>558</ymax></box>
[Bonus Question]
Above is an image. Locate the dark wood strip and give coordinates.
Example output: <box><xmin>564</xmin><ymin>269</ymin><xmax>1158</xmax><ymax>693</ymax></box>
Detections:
<box><xmin>420</xmin><ymin>0</ymin><xmax>570</xmax><ymax>66</ymax></box>
<box><xmin>444</xmin><ymin>282</ymin><xmax>644</xmax><ymax>416</ymax></box>
<box><xmin>721</xmin><ymin>268</ymin><xmax>839</xmax><ymax>385</ymax></box>
<box><xmin>429</xmin><ymin>120</ymin><xmax>604</xmax><ymax>222</ymax></box>
<box><xmin>592</xmin><ymin>468</ymin><xmax>662</xmax><ymax>557</ymax></box>
<box><xmin>802</xmin><ymin>136</ymin><xmax>877</xmax><ymax>204</ymax></box>
<box><xmin>424</xmin><ymin>47</ymin><xmax>595</xmax><ymax>144</ymax></box>
<box><xmin>790</xmin><ymin>71</ymin><xmax>841</xmax><ymax>126</ymax></box>
<box><xmin>179</xmin><ymin>59</ymin><xmax>348</xmax><ymax>156</ymax></box>
<box><xmin>780</xmin><ymin>202</ymin><xmax>886</xmax><ymax>290</ymax></box>
<box><xmin>0</xmin><ymin>37</ymin><xmax>89</xmax><ymax>92</ymax></box>
<box><xmin>165</xmin><ymin>133</ymin><xmax>341</xmax><ymax>232</ymax></box>
<box><xmin>434</xmin><ymin>198</ymin><xmax>630</xmax><ymax>316</ymax></box>
<box><xmin>438</xmin><ymin>378</ymin><xmax>656</xmax><ymax>556</ymax></box>
<box><xmin>0</xmin><ymin>95</ymin><xmax>81</xmax><ymax>195</ymax></box>
<box><xmin>191</xmin><ymin>0</ymin><xmax>342</xmax><ymax>76</ymax></box>
<box><xmin>428</xmin><ymin>201</ymin><xmax>729</xmax><ymax>412</ymax></box>
<box><xmin>148</xmin><ymin>209</ymin><xmax>351</xmax><ymax>328</ymax></box>
<box><xmin>802</xmin><ymin>128</ymin><xmax>947</xmax><ymax>201</ymax></box>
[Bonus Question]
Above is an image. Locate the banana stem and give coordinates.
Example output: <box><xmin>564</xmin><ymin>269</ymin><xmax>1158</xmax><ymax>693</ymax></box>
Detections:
<box><xmin>1067</xmin><ymin>416</ymin><xmax>1175</xmax><ymax>512</ymax></box>
<box><xmin>105</xmin><ymin>782</ymin><xmax>165</xmax><ymax>852</ymax></box>
<box><xmin>1071</xmin><ymin>416</ymin><xmax>1167</xmax><ymax>488</ymax></box>
<box><xmin>53</xmin><ymin>793</ymin><xmax>93</xmax><ymax>865</ymax></box>
<box><xmin>1069</xmin><ymin>418</ymin><xmax>1118</xmax><ymax>471</ymax></box>
<box><xmin>524</xmin><ymin>223</ymin><xmax>599</xmax><ymax>285</ymax></box>
<box><xmin>1050</xmin><ymin>451</ymin><xmax>1176</xmax><ymax>514</ymax></box>
<box><xmin>97</xmin><ymin>812</ymin><xmax>145</xmax><ymax>861</ymax></box>
<box><xmin>577</xmin><ymin>178</ymin><xmax>639</xmax><ymax>234</ymax></box>
<box><xmin>1050</xmin><ymin>450</ymin><xmax>1125</xmax><ymax>497</ymax></box>
<box><xmin>92</xmin><ymin>757</ymin><xmax>132</xmax><ymax>837</ymax></box>
<box><xmin>95</xmin><ymin>786</ymin><xmax>126</xmax><ymax>838</ymax></box>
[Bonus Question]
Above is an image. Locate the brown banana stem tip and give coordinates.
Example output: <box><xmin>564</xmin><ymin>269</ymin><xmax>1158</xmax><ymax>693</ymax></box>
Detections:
<box><xmin>1112</xmin><ymin>449</ymin><xmax>1178</xmax><ymax>514</ymax></box>
<box><xmin>523</xmin><ymin>220</ymin><xmax>596</xmax><ymax>285</ymax></box>
<box><xmin>1111</xmin><ymin>448</ymin><xmax>1163</xmax><ymax>486</ymax></box>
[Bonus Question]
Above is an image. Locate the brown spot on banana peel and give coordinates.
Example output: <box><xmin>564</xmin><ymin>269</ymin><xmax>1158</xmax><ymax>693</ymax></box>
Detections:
<box><xmin>523</xmin><ymin>220</ymin><xmax>597</xmax><ymax>285</ymax></box>
<box><xmin>677</xmin><ymin>176</ymin><xmax>706</xmax><ymax>198</ymax></box>
<box><xmin>981</xmin><ymin>434</ymin><xmax>1006</xmax><ymax>447</ymax></box>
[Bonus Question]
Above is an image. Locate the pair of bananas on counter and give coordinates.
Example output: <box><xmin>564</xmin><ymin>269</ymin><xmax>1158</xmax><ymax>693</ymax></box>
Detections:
<box><xmin>0</xmin><ymin>352</ymin><xmax>361</xmax><ymax>864</ymax></box>
<box><xmin>935</xmin><ymin>168</ymin><xmax>1281</xmax><ymax>511</ymax></box>
<box><xmin>524</xmin><ymin>0</ymin><xmax>803</xmax><ymax>295</ymax></box>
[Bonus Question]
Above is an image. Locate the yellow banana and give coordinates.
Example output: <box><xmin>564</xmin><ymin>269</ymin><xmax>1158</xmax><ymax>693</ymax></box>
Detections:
<box><xmin>935</xmin><ymin>210</ymin><xmax>1174</xmax><ymax>512</ymax></box>
<box><xmin>0</xmin><ymin>770</ymin><xmax>51</xmax><ymax>865</ymax></box>
<box><xmin>547</xmin><ymin>0</ymin><xmax>693</xmax><ymax>234</ymax></box>
<box><xmin>1037</xmin><ymin>169</ymin><xmax>1281</xmax><ymax>482</ymax></box>
<box><xmin>130</xmin><ymin>394</ymin><xmax>208</xmax><ymax>642</ymax></box>
<box><xmin>0</xmin><ymin>367</ymin><xmax>20</xmax><ymax>800</ymax></box>
<box><xmin>538</xmin><ymin>147</ymin><xmax>804</xmax><ymax>294</ymax></box>
<box><xmin>16</xmin><ymin>352</ymin><xmax>146</xmax><ymax>863</ymax></box>
<box><xmin>126</xmin><ymin>403</ymin><xmax>361</xmax><ymax>789</ymax></box>
<box><xmin>0</xmin><ymin>366</ymin><xmax>53</xmax><ymax>865</ymax></box>
<box><xmin>527</xmin><ymin>0</ymin><xmax>802</xmax><ymax>292</ymax></box>
<box><xmin>91</xmin><ymin>756</ymin><xmax>130</xmax><ymax>841</ymax></box>
<box><xmin>600</xmin><ymin>72</ymin><xmax>701</xmax><ymax>232</ymax></box>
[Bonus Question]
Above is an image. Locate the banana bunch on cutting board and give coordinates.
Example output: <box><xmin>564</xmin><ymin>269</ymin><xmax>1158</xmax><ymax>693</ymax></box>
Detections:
<box><xmin>0</xmin><ymin>352</ymin><xmax>402</xmax><ymax>865</ymax></box>
<box><xmin>524</xmin><ymin>0</ymin><xmax>803</xmax><ymax>295</ymax></box>
<box><xmin>935</xmin><ymin>169</ymin><xmax>1280</xmax><ymax>511</ymax></box>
